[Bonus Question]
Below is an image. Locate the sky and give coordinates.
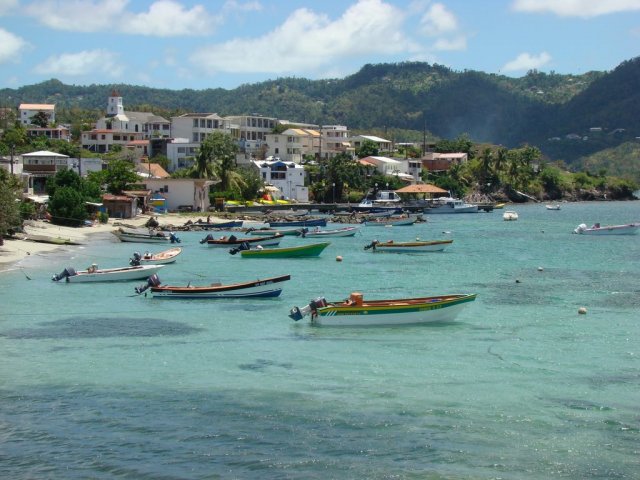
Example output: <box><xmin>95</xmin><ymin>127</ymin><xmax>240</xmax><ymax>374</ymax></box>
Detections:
<box><xmin>0</xmin><ymin>0</ymin><xmax>639</xmax><ymax>91</ymax></box>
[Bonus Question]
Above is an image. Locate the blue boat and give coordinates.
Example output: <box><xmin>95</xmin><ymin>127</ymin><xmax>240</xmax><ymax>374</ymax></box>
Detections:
<box><xmin>268</xmin><ymin>218</ymin><xmax>327</xmax><ymax>228</ymax></box>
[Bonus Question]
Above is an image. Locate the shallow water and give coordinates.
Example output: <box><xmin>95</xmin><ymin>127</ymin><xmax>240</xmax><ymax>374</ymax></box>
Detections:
<box><xmin>1</xmin><ymin>202</ymin><xmax>639</xmax><ymax>479</ymax></box>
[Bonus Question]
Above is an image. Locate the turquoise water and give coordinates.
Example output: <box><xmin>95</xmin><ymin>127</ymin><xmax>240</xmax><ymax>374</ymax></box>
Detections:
<box><xmin>1</xmin><ymin>202</ymin><xmax>639</xmax><ymax>479</ymax></box>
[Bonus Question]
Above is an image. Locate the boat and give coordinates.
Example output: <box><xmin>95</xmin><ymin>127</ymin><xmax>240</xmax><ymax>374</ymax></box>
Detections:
<box><xmin>573</xmin><ymin>222</ymin><xmax>640</xmax><ymax>235</ymax></box>
<box><xmin>351</xmin><ymin>195</ymin><xmax>404</xmax><ymax>215</ymax></box>
<box><xmin>129</xmin><ymin>247</ymin><xmax>182</xmax><ymax>265</ymax></box>
<box><xmin>546</xmin><ymin>204</ymin><xmax>561</xmax><ymax>210</ymax></box>
<box><xmin>503</xmin><ymin>210</ymin><xmax>519</xmax><ymax>221</ymax></box>
<box><xmin>268</xmin><ymin>218</ymin><xmax>327</xmax><ymax>228</ymax></box>
<box><xmin>363</xmin><ymin>239</ymin><xmax>453</xmax><ymax>252</ymax></box>
<box><xmin>364</xmin><ymin>216</ymin><xmax>417</xmax><ymax>227</ymax></box>
<box><xmin>288</xmin><ymin>292</ymin><xmax>477</xmax><ymax>326</ymax></box>
<box><xmin>52</xmin><ymin>264</ymin><xmax>164</xmax><ymax>283</ymax></box>
<box><xmin>232</xmin><ymin>242</ymin><xmax>331</xmax><ymax>258</ymax></box>
<box><xmin>113</xmin><ymin>227</ymin><xmax>181</xmax><ymax>244</ymax></box>
<box><xmin>200</xmin><ymin>233</ymin><xmax>284</xmax><ymax>247</ymax></box>
<box><xmin>134</xmin><ymin>273</ymin><xmax>291</xmax><ymax>298</ymax></box>
<box><xmin>493</xmin><ymin>202</ymin><xmax>506</xmax><ymax>209</ymax></box>
<box><xmin>424</xmin><ymin>197</ymin><xmax>478</xmax><ymax>214</ymax></box>
<box><xmin>300</xmin><ymin>226</ymin><xmax>359</xmax><ymax>238</ymax></box>
<box><xmin>247</xmin><ymin>227</ymin><xmax>303</xmax><ymax>236</ymax></box>
<box><xmin>24</xmin><ymin>234</ymin><xmax>82</xmax><ymax>245</ymax></box>
<box><xmin>192</xmin><ymin>220</ymin><xmax>244</xmax><ymax>230</ymax></box>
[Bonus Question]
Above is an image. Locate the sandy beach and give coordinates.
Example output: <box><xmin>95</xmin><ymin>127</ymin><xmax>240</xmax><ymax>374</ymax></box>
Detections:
<box><xmin>0</xmin><ymin>213</ymin><xmax>198</xmax><ymax>270</ymax></box>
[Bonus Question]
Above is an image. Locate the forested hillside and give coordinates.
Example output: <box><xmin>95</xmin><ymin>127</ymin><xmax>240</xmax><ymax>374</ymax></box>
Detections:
<box><xmin>2</xmin><ymin>57</ymin><xmax>639</xmax><ymax>175</ymax></box>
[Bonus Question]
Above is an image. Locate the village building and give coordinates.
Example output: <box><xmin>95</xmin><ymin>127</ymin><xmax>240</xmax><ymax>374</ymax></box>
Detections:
<box><xmin>264</xmin><ymin>128</ymin><xmax>320</xmax><ymax>163</ymax></box>
<box><xmin>420</xmin><ymin>152</ymin><xmax>468</xmax><ymax>172</ymax></box>
<box><xmin>19</xmin><ymin>103</ymin><xmax>55</xmax><ymax>126</ymax></box>
<box><xmin>252</xmin><ymin>159</ymin><xmax>308</xmax><ymax>202</ymax></box>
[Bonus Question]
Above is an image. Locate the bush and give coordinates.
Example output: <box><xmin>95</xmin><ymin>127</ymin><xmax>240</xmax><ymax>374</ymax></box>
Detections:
<box><xmin>98</xmin><ymin>211</ymin><xmax>109</xmax><ymax>223</ymax></box>
<box><xmin>19</xmin><ymin>201</ymin><xmax>37</xmax><ymax>220</ymax></box>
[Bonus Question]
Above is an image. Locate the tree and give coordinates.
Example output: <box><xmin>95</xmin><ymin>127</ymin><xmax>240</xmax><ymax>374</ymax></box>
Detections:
<box><xmin>31</xmin><ymin>110</ymin><xmax>50</xmax><ymax>128</ymax></box>
<box><xmin>48</xmin><ymin>186</ymin><xmax>87</xmax><ymax>226</ymax></box>
<box><xmin>0</xmin><ymin>170</ymin><xmax>22</xmax><ymax>237</ymax></box>
<box><xmin>355</xmin><ymin>139</ymin><xmax>379</xmax><ymax>158</ymax></box>
<box><xmin>103</xmin><ymin>159</ymin><xmax>139</xmax><ymax>194</ymax></box>
<box><xmin>1</xmin><ymin>124</ymin><xmax>28</xmax><ymax>175</ymax></box>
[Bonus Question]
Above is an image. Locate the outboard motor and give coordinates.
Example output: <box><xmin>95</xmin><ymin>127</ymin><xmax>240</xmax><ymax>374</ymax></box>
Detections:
<box><xmin>300</xmin><ymin>228</ymin><xmax>308</xmax><ymax>238</ymax></box>
<box><xmin>199</xmin><ymin>233</ymin><xmax>214</xmax><ymax>244</ymax></box>
<box><xmin>229</xmin><ymin>241</ymin><xmax>251</xmax><ymax>255</ymax></box>
<box><xmin>135</xmin><ymin>274</ymin><xmax>162</xmax><ymax>295</ymax></box>
<box><xmin>170</xmin><ymin>232</ymin><xmax>181</xmax><ymax>243</ymax></box>
<box><xmin>130</xmin><ymin>251</ymin><xmax>142</xmax><ymax>266</ymax></box>
<box><xmin>363</xmin><ymin>240</ymin><xmax>379</xmax><ymax>251</ymax></box>
<box><xmin>52</xmin><ymin>267</ymin><xmax>77</xmax><ymax>282</ymax></box>
<box><xmin>573</xmin><ymin>223</ymin><xmax>587</xmax><ymax>234</ymax></box>
<box><xmin>288</xmin><ymin>297</ymin><xmax>327</xmax><ymax>321</ymax></box>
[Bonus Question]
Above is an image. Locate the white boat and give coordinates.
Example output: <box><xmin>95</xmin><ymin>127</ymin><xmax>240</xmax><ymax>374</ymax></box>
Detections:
<box><xmin>573</xmin><ymin>222</ymin><xmax>639</xmax><ymax>235</ymax></box>
<box><xmin>289</xmin><ymin>292</ymin><xmax>477</xmax><ymax>326</ymax></box>
<box><xmin>129</xmin><ymin>247</ymin><xmax>182</xmax><ymax>265</ymax></box>
<box><xmin>52</xmin><ymin>264</ymin><xmax>164</xmax><ymax>283</ymax></box>
<box><xmin>424</xmin><ymin>197</ymin><xmax>478</xmax><ymax>214</ymax></box>
<box><xmin>113</xmin><ymin>227</ymin><xmax>181</xmax><ymax>244</ymax></box>
<box><xmin>300</xmin><ymin>226</ymin><xmax>359</xmax><ymax>238</ymax></box>
<box><xmin>503</xmin><ymin>210</ymin><xmax>518</xmax><ymax>221</ymax></box>
<box><xmin>546</xmin><ymin>204</ymin><xmax>561</xmax><ymax>210</ymax></box>
<box><xmin>364</xmin><ymin>239</ymin><xmax>453</xmax><ymax>252</ymax></box>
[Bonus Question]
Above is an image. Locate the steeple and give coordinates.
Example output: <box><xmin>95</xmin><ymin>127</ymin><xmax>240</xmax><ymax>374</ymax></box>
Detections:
<box><xmin>107</xmin><ymin>90</ymin><xmax>124</xmax><ymax>116</ymax></box>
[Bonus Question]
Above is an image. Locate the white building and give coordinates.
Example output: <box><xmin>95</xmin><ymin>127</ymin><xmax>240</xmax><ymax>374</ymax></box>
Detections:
<box><xmin>225</xmin><ymin>114</ymin><xmax>277</xmax><ymax>162</ymax></box>
<box><xmin>253</xmin><ymin>159</ymin><xmax>308</xmax><ymax>202</ymax></box>
<box><xmin>95</xmin><ymin>91</ymin><xmax>171</xmax><ymax>138</ymax></box>
<box><xmin>264</xmin><ymin>128</ymin><xmax>320</xmax><ymax>163</ymax></box>
<box><xmin>19</xmin><ymin>103</ymin><xmax>55</xmax><ymax>126</ymax></box>
<box><xmin>170</xmin><ymin>113</ymin><xmax>233</xmax><ymax>143</ymax></box>
<box><xmin>141</xmin><ymin>178</ymin><xmax>218</xmax><ymax>212</ymax></box>
<box><xmin>319</xmin><ymin>125</ymin><xmax>353</xmax><ymax>160</ymax></box>
<box><xmin>166</xmin><ymin>138</ymin><xmax>199</xmax><ymax>172</ymax></box>
<box><xmin>350</xmin><ymin>135</ymin><xmax>392</xmax><ymax>153</ymax></box>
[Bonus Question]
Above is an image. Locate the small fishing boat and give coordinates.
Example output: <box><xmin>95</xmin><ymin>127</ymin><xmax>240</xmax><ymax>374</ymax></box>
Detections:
<box><xmin>129</xmin><ymin>247</ymin><xmax>182</xmax><ymax>265</ymax></box>
<box><xmin>364</xmin><ymin>216</ymin><xmax>417</xmax><ymax>227</ymax></box>
<box><xmin>247</xmin><ymin>228</ymin><xmax>302</xmax><ymax>236</ymax></box>
<box><xmin>289</xmin><ymin>292</ymin><xmax>477</xmax><ymax>326</ymax></box>
<box><xmin>113</xmin><ymin>227</ymin><xmax>181</xmax><ymax>244</ymax></box>
<box><xmin>232</xmin><ymin>242</ymin><xmax>330</xmax><ymax>258</ymax></box>
<box><xmin>424</xmin><ymin>197</ymin><xmax>478</xmax><ymax>214</ymax></box>
<box><xmin>364</xmin><ymin>239</ymin><xmax>453</xmax><ymax>252</ymax></box>
<box><xmin>52</xmin><ymin>264</ymin><xmax>164</xmax><ymax>283</ymax></box>
<box><xmin>573</xmin><ymin>222</ymin><xmax>639</xmax><ymax>235</ymax></box>
<box><xmin>134</xmin><ymin>273</ymin><xmax>291</xmax><ymax>298</ymax></box>
<box><xmin>503</xmin><ymin>210</ymin><xmax>518</xmax><ymax>221</ymax></box>
<box><xmin>300</xmin><ymin>226</ymin><xmax>359</xmax><ymax>238</ymax></box>
<box><xmin>192</xmin><ymin>220</ymin><xmax>244</xmax><ymax>230</ymax></box>
<box><xmin>200</xmin><ymin>233</ymin><xmax>283</xmax><ymax>247</ymax></box>
<box><xmin>546</xmin><ymin>204</ymin><xmax>561</xmax><ymax>210</ymax></box>
<box><xmin>268</xmin><ymin>218</ymin><xmax>327</xmax><ymax>228</ymax></box>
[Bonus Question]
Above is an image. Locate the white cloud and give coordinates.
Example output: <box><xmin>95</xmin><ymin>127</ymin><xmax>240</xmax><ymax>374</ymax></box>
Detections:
<box><xmin>122</xmin><ymin>0</ymin><xmax>220</xmax><ymax>37</ymax></box>
<box><xmin>502</xmin><ymin>52</ymin><xmax>551</xmax><ymax>72</ymax></box>
<box><xmin>222</xmin><ymin>0</ymin><xmax>262</xmax><ymax>13</ymax></box>
<box><xmin>24</xmin><ymin>0</ymin><xmax>218</xmax><ymax>36</ymax></box>
<box><xmin>0</xmin><ymin>0</ymin><xmax>19</xmax><ymax>16</ymax></box>
<box><xmin>512</xmin><ymin>0</ymin><xmax>640</xmax><ymax>18</ymax></box>
<box><xmin>420</xmin><ymin>3</ymin><xmax>458</xmax><ymax>36</ymax></box>
<box><xmin>190</xmin><ymin>0</ymin><xmax>417</xmax><ymax>75</ymax></box>
<box><xmin>0</xmin><ymin>28</ymin><xmax>27</xmax><ymax>64</ymax></box>
<box><xmin>34</xmin><ymin>49</ymin><xmax>123</xmax><ymax>77</ymax></box>
<box><xmin>433</xmin><ymin>35</ymin><xmax>467</xmax><ymax>51</ymax></box>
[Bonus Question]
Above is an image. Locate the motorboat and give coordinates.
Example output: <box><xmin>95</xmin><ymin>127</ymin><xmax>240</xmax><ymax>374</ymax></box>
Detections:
<box><xmin>503</xmin><ymin>210</ymin><xmax>518</xmax><ymax>221</ymax></box>
<box><xmin>300</xmin><ymin>226</ymin><xmax>359</xmax><ymax>238</ymax></box>
<box><xmin>424</xmin><ymin>197</ymin><xmax>478</xmax><ymax>214</ymax></box>
<box><xmin>129</xmin><ymin>247</ymin><xmax>182</xmax><ymax>265</ymax></box>
<box><xmin>113</xmin><ymin>227</ymin><xmax>180</xmax><ymax>244</ymax></box>
<box><xmin>289</xmin><ymin>292</ymin><xmax>477</xmax><ymax>326</ymax></box>
<box><xmin>546</xmin><ymin>204</ymin><xmax>561</xmax><ymax>210</ymax></box>
<box><xmin>134</xmin><ymin>273</ymin><xmax>291</xmax><ymax>298</ymax></box>
<box><xmin>52</xmin><ymin>264</ymin><xmax>164</xmax><ymax>283</ymax></box>
<box><xmin>573</xmin><ymin>222</ymin><xmax>639</xmax><ymax>235</ymax></box>
<box><xmin>200</xmin><ymin>233</ymin><xmax>283</xmax><ymax>247</ymax></box>
<box><xmin>231</xmin><ymin>242</ymin><xmax>330</xmax><ymax>258</ymax></box>
<box><xmin>364</xmin><ymin>239</ymin><xmax>453</xmax><ymax>252</ymax></box>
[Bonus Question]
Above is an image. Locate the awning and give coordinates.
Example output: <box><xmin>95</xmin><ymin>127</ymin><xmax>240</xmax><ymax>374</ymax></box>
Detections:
<box><xmin>395</xmin><ymin>184</ymin><xmax>448</xmax><ymax>194</ymax></box>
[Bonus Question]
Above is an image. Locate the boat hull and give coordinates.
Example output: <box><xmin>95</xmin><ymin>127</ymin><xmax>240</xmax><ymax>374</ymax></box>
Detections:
<box><xmin>302</xmin><ymin>227</ymin><xmax>359</xmax><ymax>238</ymax></box>
<box><xmin>248</xmin><ymin>228</ymin><xmax>302</xmax><ymax>236</ymax></box>
<box><xmin>369</xmin><ymin>240</ymin><xmax>453</xmax><ymax>252</ymax></box>
<box><xmin>312</xmin><ymin>294</ymin><xmax>476</xmax><ymax>326</ymax></box>
<box><xmin>240</xmin><ymin>242</ymin><xmax>330</xmax><ymax>258</ymax></box>
<box><xmin>204</xmin><ymin>234</ymin><xmax>284</xmax><ymax>247</ymax></box>
<box><xmin>113</xmin><ymin>229</ymin><xmax>172</xmax><ymax>243</ymax></box>
<box><xmin>364</xmin><ymin>217</ymin><xmax>416</xmax><ymax>226</ymax></box>
<box><xmin>268</xmin><ymin>219</ymin><xmax>327</xmax><ymax>228</ymax></box>
<box><xmin>135</xmin><ymin>247</ymin><xmax>182</xmax><ymax>265</ymax></box>
<box><xmin>575</xmin><ymin>223</ymin><xmax>639</xmax><ymax>235</ymax></box>
<box><xmin>62</xmin><ymin>265</ymin><xmax>164</xmax><ymax>283</ymax></box>
<box><xmin>150</xmin><ymin>274</ymin><xmax>290</xmax><ymax>299</ymax></box>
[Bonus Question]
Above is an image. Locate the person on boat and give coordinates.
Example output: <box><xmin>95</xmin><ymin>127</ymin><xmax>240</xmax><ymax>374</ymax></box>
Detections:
<box><xmin>87</xmin><ymin>263</ymin><xmax>98</xmax><ymax>273</ymax></box>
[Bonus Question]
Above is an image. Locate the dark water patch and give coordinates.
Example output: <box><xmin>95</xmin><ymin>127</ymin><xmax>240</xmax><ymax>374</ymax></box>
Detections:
<box><xmin>238</xmin><ymin>358</ymin><xmax>294</xmax><ymax>371</ymax></box>
<box><xmin>0</xmin><ymin>316</ymin><xmax>202</xmax><ymax>339</ymax></box>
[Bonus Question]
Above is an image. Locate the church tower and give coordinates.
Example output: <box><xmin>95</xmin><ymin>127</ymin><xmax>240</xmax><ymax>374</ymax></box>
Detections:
<box><xmin>107</xmin><ymin>90</ymin><xmax>124</xmax><ymax>116</ymax></box>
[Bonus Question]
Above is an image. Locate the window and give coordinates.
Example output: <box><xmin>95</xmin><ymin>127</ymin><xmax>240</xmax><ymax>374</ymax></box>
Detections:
<box><xmin>193</xmin><ymin>119</ymin><xmax>198</xmax><ymax>127</ymax></box>
<box><xmin>164</xmin><ymin>185</ymin><xmax>169</xmax><ymax>193</ymax></box>
<box><xmin>101</xmin><ymin>135</ymin><xmax>106</xmax><ymax>140</ymax></box>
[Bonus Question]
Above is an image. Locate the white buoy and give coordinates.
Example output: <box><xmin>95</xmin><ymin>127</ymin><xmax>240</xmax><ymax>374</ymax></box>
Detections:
<box><xmin>336</xmin><ymin>255</ymin><xmax>343</xmax><ymax>262</ymax></box>
<box><xmin>538</xmin><ymin>266</ymin><xmax>544</xmax><ymax>271</ymax></box>
<box><xmin>578</xmin><ymin>307</ymin><xmax>587</xmax><ymax>315</ymax></box>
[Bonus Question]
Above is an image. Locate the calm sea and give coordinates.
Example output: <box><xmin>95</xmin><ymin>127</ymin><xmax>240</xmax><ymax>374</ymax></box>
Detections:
<box><xmin>1</xmin><ymin>201</ymin><xmax>639</xmax><ymax>479</ymax></box>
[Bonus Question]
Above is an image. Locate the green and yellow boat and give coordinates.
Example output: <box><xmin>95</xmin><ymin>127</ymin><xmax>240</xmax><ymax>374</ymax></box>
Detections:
<box><xmin>238</xmin><ymin>242</ymin><xmax>330</xmax><ymax>258</ymax></box>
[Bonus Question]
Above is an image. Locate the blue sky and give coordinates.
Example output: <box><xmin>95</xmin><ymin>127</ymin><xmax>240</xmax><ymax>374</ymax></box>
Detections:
<box><xmin>1</xmin><ymin>0</ymin><xmax>639</xmax><ymax>90</ymax></box>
